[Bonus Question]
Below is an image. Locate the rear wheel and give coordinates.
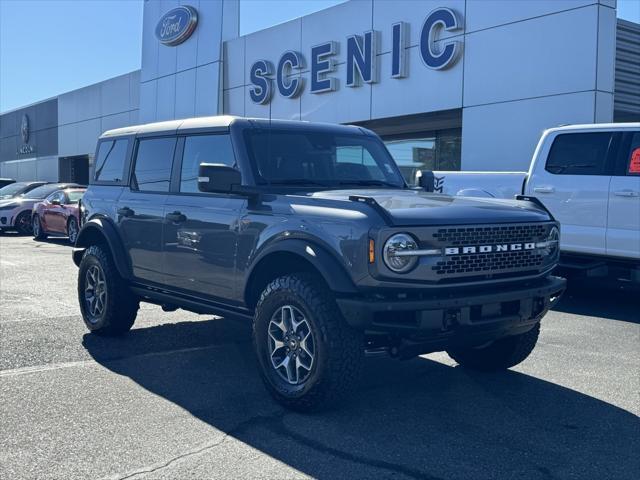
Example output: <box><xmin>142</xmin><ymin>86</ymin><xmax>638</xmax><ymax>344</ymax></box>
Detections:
<box><xmin>32</xmin><ymin>214</ymin><xmax>47</xmax><ymax>240</ymax></box>
<box><xmin>447</xmin><ymin>323</ymin><xmax>540</xmax><ymax>371</ymax></box>
<box><xmin>253</xmin><ymin>273</ymin><xmax>363</xmax><ymax>412</ymax></box>
<box><xmin>67</xmin><ymin>217</ymin><xmax>79</xmax><ymax>244</ymax></box>
<box><xmin>15</xmin><ymin>211</ymin><xmax>32</xmax><ymax>235</ymax></box>
<box><xmin>78</xmin><ymin>245</ymin><xmax>139</xmax><ymax>336</ymax></box>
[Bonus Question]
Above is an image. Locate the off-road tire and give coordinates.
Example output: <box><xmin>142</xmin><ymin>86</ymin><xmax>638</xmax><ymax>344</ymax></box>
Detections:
<box><xmin>253</xmin><ymin>273</ymin><xmax>364</xmax><ymax>412</ymax></box>
<box><xmin>32</xmin><ymin>214</ymin><xmax>47</xmax><ymax>240</ymax></box>
<box><xmin>447</xmin><ymin>323</ymin><xmax>540</xmax><ymax>371</ymax></box>
<box><xmin>15</xmin><ymin>211</ymin><xmax>32</xmax><ymax>235</ymax></box>
<box><xmin>78</xmin><ymin>245</ymin><xmax>139</xmax><ymax>336</ymax></box>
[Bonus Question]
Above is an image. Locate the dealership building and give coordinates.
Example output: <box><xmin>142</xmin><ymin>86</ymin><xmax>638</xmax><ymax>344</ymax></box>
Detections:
<box><xmin>1</xmin><ymin>0</ymin><xmax>638</xmax><ymax>184</ymax></box>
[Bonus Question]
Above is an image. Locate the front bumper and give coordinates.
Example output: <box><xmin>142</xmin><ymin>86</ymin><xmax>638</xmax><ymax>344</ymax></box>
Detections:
<box><xmin>336</xmin><ymin>275</ymin><xmax>566</xmax><ymax>346</ymax></box>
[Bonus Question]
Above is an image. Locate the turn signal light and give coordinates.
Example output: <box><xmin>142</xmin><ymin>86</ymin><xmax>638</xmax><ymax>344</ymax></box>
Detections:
<box><xmin>369</xmin><ymin>239</ymin><xmax>375</xmax><ymax>263</ymax></box>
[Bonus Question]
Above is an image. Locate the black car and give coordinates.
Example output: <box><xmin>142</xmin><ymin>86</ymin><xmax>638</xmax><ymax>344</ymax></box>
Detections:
<box><xmin>73</xmin><ymin>116</ymin><xmax>566</xmax><ymax>411</ymax></box>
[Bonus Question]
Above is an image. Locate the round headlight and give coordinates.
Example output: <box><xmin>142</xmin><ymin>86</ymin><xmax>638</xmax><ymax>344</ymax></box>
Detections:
<box><xmin>383</xmin><ymin>233</ymin><xmax>419</xmax><ymax>273</ymax></box>
<box><xmin>545</xmin><ymin>226</ymin><xmax>560</xmax><ymax>257</ymax></box>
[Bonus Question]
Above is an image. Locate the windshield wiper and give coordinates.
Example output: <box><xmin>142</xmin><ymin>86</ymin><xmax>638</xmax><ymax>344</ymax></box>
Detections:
<box><xmin>337</xmin><ymin>180</ymin><xmax>402</xmax><ymax>188</ymax></box>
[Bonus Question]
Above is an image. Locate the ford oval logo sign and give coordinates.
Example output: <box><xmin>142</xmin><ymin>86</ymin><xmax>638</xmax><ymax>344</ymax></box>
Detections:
<box><xmin>155</xmin><ymin>6</ymin><xmax>198</xmax><ymax>46</ymax></box>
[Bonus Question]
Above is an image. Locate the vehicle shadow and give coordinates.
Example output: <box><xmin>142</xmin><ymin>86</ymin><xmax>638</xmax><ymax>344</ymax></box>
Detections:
<box><xmin>32</xmin><ymin>236</ymin><xmax>73</xmax><ymax>246</ymax></box>
<box><xmin>552</xmin><ymin>277</ymin><xmax>640</xmax><ymax>323</ymax></box>
<box><xmin>83</xmin><ymin>318</ymin><xmax>639</xmax><ymax>480</ymax></box>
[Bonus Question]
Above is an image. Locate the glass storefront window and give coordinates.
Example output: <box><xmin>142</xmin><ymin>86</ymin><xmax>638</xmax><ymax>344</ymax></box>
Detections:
<box><xmin>383</xmin><ymin>128</ymin><xmax>461</xmax><ymax>185</ymax></box>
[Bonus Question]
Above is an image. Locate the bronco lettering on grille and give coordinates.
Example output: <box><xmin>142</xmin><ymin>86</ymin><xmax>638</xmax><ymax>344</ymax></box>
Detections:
<box><xmin>445</xmin><ymin>243</ymin><xmax>537</xmax><ymax>255</ymax></box>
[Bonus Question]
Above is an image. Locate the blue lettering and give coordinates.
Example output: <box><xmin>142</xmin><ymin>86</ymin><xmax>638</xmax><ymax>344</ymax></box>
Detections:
<box><xmin>419</xmin><ymin>8</ymin><xmax>461</xmax><ymax>70</ymax></box>
<box><xmin>277</xmin><ymin>51</ymin><xmax>304</xmax><ymax>98</ymax></box>
<box><xmin>249</xmin><ymin>60</ymin><xmax>273</xmax><ymax>104</ymax></box>
<box><xmin>391</xmin><ymin>22</ymin><xmax>408</xmax><ymax>78</ymax></box>
<box><xmin>310</xmin><ymin>42</ymin><xmax>337</xmax><ymax>93</ymax></box>
<box><xmin>346</xmin><ymin>31</ymin><xmax>377</xmax><ymax>87</ymax></box>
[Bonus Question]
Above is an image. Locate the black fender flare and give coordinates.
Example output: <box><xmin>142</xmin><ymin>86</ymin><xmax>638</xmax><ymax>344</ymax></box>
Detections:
<box><xmin>72</xmin><ymin>218</ymin><xmax>131</xmax><ymax>279</ymax></box>
<box><xmin>244</xmin><ymin>238</ymin><xmax>359</xmax><ymax>303</ymax></box>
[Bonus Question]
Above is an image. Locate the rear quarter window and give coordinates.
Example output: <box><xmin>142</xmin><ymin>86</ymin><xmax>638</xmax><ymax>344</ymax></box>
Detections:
<box><xmin>94</xmin><ymin>139</ymin><xmax>129</xmax><ymax>183</ymax></box>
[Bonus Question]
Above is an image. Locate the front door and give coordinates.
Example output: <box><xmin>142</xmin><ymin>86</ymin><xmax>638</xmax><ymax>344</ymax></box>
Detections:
<box><xmin>526</xmin><ymin>131</ymin><xmax>614</xmax><ymax>256</ymax></box>
<box><xmin>117</xmin><ymin>136</ymin><xmax>176</xmax><ymax>285</ymax></box>
<box><xmin>607</xmin><ymin>132</ymin><xmax>640</xmax><ymax>259</ymax></box>
<box><xmin>43</xmin><ymin>191</ymin><xmax>66</xmax><ymax>233</ymax></box>
<box><xmin>162</xmin><ymin>133</ymin><xmax>244</xmax><ymax>302</ymax></box>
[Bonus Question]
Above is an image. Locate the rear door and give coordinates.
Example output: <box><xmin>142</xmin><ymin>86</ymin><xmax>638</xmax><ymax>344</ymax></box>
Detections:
<box><xmin>117</xmin><ymin>136</ymin><xmax>176</xmax><ymax>285</ymax></box>
<box><xmin>526</xmin><ymin>131</ymin><xmax>615</xmax><ymax>256</ymax></box>
<box><xmin>162</xmin><ymin>132</ymin><xmax>244</xmax><ymax>302</ymax></box>
<box><xmin>607</xmin><ymin>131</ymin><xmax>640</xmax><ymax>259</ymax></box>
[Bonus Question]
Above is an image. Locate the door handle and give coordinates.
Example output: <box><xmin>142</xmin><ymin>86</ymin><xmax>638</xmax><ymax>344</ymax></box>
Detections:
<box><xmin>533</xmin><ymin>186</ymin><xmax>555</xmax><ymax>194</ymax></box>
<box><xmin>613</xmin><ymin>190</ymin><xmax>639</xmax><ymax>197</ymax></box>
<box><xmin>166</xmin><ymin>211</ymin><xmax>187</xmax><ymax>223</ymax></box>
<box><xmin>117</xmin><ymin>207</ymin><xmax>134</xmax><ymax>217</ymax></box>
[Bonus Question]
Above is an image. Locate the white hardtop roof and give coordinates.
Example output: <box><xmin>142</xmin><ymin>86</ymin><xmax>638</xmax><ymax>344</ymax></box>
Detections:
<box><xmin>100</xmin><ymin>115</ymin><xmax>240</xmax><ymax>138</ymax></box>
<box><xmin>544</xmin><ymin>122</ymin><xmax>640</xmax><ymax>134</ymax></box>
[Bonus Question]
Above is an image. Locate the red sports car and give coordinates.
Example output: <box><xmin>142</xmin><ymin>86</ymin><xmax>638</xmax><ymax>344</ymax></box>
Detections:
<box><xmin>32</xmin><ymin>187</ymin><xmax>86</xmax><ymax>243</ymax></box>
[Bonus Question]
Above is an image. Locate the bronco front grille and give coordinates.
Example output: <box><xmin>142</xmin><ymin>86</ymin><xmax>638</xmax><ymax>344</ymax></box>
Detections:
<box><xmin>430</xmin><ymin>224</ymin><xmax>550</xmax><ymax>277</ymax></box>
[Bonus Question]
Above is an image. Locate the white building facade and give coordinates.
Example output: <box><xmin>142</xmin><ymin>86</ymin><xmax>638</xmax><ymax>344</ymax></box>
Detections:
<box><xmin>1</xmin><ymin>0</ymin><xmax>638</xmax><ymax>183</ymax></box>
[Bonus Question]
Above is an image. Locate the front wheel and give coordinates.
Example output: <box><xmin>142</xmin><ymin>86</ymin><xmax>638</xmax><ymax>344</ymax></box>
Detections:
<box><xmin>15</xmin><ymin>211</ymin><xmax>32</xmax><ymax>235</ymax></box>
<box><xmin>253</xmin><ymin>274</ymin><xmax>363</xmax><ymax>412</ymax></box>
<box><xmin>32</xmin><ymin>214</ymin><xmax>47</xmax><ymax>240</ymax></box>
<box><xmin>78</xmin><ymin>245</ymin><xmax>139</xmax><ymax>336</ymax></box>
<box><xmin>67</xmin><ymin>217</ymin><xmax>79</xmax><ymax>244</ymax></box>
<box><xmin>447</xmin><ymin>323</ymin><xmax>540</xmax><ymax>371</ymax></box>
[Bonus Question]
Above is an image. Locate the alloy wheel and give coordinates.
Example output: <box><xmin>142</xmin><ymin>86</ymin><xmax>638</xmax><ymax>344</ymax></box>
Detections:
<box><xmin>17</xmin><ymin>213</ymin><xmax>32</xmax><ymax>234</ymax></box>
<box><xmin>84</xmin><ymin>265</ymin><xmax>107</xmax><ymax>322</ymax></box>
<box><xmin>268</xmin><ymin>305</ymin><xmax>315</xmax><ymax>385</ymax></box>
<box><xmin>68</xmin><ymin>219</ymin><xmax>78</xmax><ymax>243</ymax></box>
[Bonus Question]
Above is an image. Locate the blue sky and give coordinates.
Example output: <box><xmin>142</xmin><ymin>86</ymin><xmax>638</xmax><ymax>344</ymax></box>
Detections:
<box><xmin>0</xmin><ymin>0</ymin><xmax>638</xmax><ymax>113</ymax></box>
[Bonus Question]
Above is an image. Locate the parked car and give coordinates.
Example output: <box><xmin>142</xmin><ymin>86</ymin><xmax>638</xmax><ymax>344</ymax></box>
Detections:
<box><xmin>0</xmin><ymin>178</ymin><xmax>16</xmax><ymax>188</ymax></box>
<box><xmin>0</xmin><ymin>181</ymin><xmax>47</xmax><ymax>201</ymax></box>
<box><xmin>0</xmin><ymin>183</ymin><xmax>84</xmax><ymax>235</ymax></box>
<box><xmin>424</xmin><ymin>123</ymin><xmax>640</xmax><ymax>282</ymax></box>
<box><xmin>73</xmin><ymin>116</ymin><xmax>565</xmax><ymax>411</ymax></box>
<box><xmin>32</xmin><ymin>188</ymin><xmax>86</xmax><ymax>243</ymax></box>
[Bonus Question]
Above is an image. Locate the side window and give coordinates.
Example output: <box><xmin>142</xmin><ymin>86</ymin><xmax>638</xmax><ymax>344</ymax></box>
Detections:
<box><xmin>180</xmin><ymin>134</ymin><xmax>235</xmax><ymax>193</ymax></box>
<box><xmin>48</xmin><ymin>191</ymin><xmax>64</xmax><ymax>204</ymax></box>
<box><xmin>545</xmin><ymin>132</ymin><xmax>612</xmax><ymax>175</ymax></box>
<box><xmin>132</xmin><ymin>137</ymin><xmax>176</xmax><ymax>192</ymax></box>
<box><xmin>94</xmin><ymin>139</ymin><xmax>128</xmax><ymax>182</ymax></box>
<box><xmin>625</xmin><ymin>132</ymin><xmax>640</xmax><ymax>176</ymax></box>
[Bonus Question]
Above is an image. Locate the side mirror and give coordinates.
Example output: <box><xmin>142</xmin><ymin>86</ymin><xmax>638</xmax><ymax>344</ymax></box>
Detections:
<box><xmin>51</xmin><ymin>199</ymin><xmax>61</xmax><ymax>205</ymax></box>
<box><xmin>418</xmin><ymin>170</ymin><xmax>435</xmax><ymax>192</ymax></box>
<box><xmin>198</xmin><ymin>163</ymin><xmax>242</xmax><ymax>194</ymax></box>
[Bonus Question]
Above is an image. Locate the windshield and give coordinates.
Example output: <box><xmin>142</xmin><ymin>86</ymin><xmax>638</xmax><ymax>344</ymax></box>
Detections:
<box><xmin>244</xmin><ymin>130</ymin><xmax>406</xmax><ymax>189</ymax></box>
<box><xmin>21</xmin><ymin>184</ymin><xmax>64</xmax><ymax>200</ymax></box>
<box><xmin>67</xmin><ymin>191</ymin><xmax>85</xmax><ymax>203</ymax></box>
<box><xmin>0</xmin><ymin>182</ymin><xmax>31</xmax><ymax>198</ymax></box>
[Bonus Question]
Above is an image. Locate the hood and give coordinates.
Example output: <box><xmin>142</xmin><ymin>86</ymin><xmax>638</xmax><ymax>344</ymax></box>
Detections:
<box><xmin>0</xmin><ymin>197</ymin><xmax>38</xmax><ymax>208</ymax></box>
<box><xmin>308</xmin><ymin>189</ymin><xmax>551</xmax><ymax>226</ymax></box>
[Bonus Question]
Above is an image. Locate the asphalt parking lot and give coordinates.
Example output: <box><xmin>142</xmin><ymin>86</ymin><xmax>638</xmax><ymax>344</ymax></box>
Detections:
<box><xmin>0</xmin><ymin>232</ymin><xmax>638</xmax><ymax>480</ymax></box>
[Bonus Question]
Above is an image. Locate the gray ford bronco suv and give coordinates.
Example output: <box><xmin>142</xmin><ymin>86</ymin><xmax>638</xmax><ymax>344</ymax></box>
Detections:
<box><xmin>73</xmin><ymin>116</ymin><xmax>565</xmax><ymax>411</ymax></box>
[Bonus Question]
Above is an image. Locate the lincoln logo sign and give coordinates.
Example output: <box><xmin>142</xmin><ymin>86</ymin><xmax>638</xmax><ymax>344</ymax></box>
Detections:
<box><xmin>155</xmin><ymin>6</ymin><xmax>198</xmax><ymax>46</ymax></box>
<box><xmin>249</xmin><ymin>7</ymin><xmax>462</xmax><ymax>104</ymax></box>
<box><xmin>17</xmin><ymin>114</ymin><xmax>35</xmax><ymax>155</ymax></box>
